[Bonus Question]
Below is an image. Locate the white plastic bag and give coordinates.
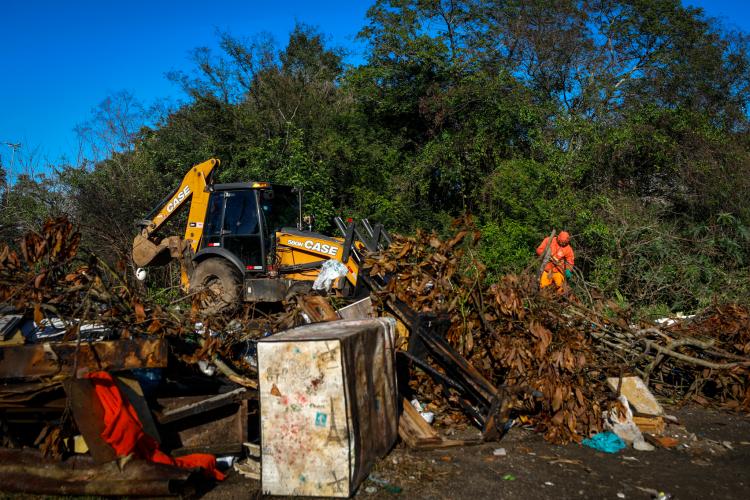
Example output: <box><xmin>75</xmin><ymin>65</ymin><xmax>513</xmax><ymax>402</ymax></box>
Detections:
<box><xmin>604</xmin><ymin>395</ymin><xmax>655</xmax><ymax>451</ymax></box>
<box><xmin>312</xmin><ymin>259</ymin><xmax>349</xmax><ymax>291</ymax></box>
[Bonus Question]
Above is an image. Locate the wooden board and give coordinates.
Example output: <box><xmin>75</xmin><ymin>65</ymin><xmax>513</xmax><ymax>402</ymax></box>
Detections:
<box><xmin>398</xmin><ymin>398</ymin><xmax>478</xmax><ymax>449</ymax></box>
<box><xmin>157</xmin><ymin>393</ymin><xmax>248</xmax><ymax>455</ymax></box>
<box><xmin>633</xmin><ymin>415</ymin><xmax>665</xmax><ymax>435</ymax></box>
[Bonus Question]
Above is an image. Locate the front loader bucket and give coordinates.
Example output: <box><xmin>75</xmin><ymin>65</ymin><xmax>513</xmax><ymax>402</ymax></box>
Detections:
<box><xmin>133</xmin><ymin>234</ymin><xmax>172</xmax><ymax>268</ymax></box>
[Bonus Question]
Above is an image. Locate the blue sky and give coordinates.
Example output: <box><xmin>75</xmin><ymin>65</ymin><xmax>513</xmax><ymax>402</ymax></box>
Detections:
<box><xmin>0</xmin><ymin>1</ymin><xmax>748</xmax><ymax>172</ymax></box>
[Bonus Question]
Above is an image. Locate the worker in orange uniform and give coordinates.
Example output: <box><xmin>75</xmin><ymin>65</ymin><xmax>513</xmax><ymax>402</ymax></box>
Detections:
<box><xmin>536</xmin><ymin>231</ymin><xmax>575</xmax><ymax>293</ymax></box>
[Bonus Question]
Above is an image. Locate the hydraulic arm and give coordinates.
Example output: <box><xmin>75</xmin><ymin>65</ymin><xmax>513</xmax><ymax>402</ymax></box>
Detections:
<box><xmin>132</xmin><ymin>158</ymin><xmax>219</xmax><ymax>272</ymax></box>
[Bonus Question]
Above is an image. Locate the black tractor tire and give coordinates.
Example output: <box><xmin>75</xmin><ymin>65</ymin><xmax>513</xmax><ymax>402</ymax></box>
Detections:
<box><xmin>189</xmin><ymin>258</ymin><xmax>242</xmax><ymax>315</ymax></box>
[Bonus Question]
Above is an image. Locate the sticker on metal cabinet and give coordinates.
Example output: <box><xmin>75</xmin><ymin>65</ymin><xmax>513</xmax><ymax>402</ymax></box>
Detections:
<box><xmin>314</xmin><ymin>412</ymin><xmax>328</xmax><ymax>427</ymax></box>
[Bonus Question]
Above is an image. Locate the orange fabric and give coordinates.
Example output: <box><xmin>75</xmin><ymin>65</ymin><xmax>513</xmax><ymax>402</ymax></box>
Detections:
<box><xmin>86</xmin><ymin>371</ymin><xmax>225</xmax><ymax>481</ymax></box>
<box><xmin>536</xmin><ymin>236</ymin><xmax>575</xmax><ymax>273</ymax></box>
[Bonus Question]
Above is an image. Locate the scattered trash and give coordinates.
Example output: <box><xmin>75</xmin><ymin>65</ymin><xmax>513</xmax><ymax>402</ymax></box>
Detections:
<box><xmin>198</xmin><ymin>360</ymin><xmax>217</xmax><ymax>377</ymax></box>
<box><xmin>654</xmin><ymin>313</ymin><xmax>694</xmax><ymax>327</ymax></box>
<box><xmin>233</xmin><ymin>458</ymin><xmax>260</xmax><ymax>480</ymax></box>
<box><xmin>617</xmin><ymin>493</ymin><xmax>626</xmax><ymax>499</ymax></box>
<box><xmin>544</xmin><ymin>481</ymin><xmax>554</xmax><ymax>486</ymax></box>
<box><xmin>582</xmin><ymin>432</ymin><xmax>627</xmax><ymax>453</ymax></box>
<box><xmin>216</xmin><ymin>456</ymin><xmax>236</xmax><ymax>468</ymax></box>
<box><xmin>0</xmin><ymin>215</ymin><xmax>748</xmax><ymax>497</ymax></box>
<box><xmin>548</xmin><ymin>458</ymin><xmax>584</xmax><ymax>466</ymax></box>
<box><xmin>312</xmin><ymin>259</ymin><xmax>349</xmax><ymax>291</ymax></box>
<box><xmin>604</xmin><ymin>395</ymin><xmax>654</xmax><ymax>451</ymax></box>
<box><xmin>410</xmin><ymin>398</ymin><xmax>435</xmax><ymax>424</ymax></box>
<box><xmin>368</xmin><ymin>474</ymin><xmax>403</xmax><ymax>494</ymax></box>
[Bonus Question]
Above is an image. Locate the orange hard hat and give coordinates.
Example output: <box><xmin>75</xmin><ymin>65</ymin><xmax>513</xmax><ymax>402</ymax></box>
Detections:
<box><xmin>558</xmin><ymin>231</ymin><xmax>570</xmax><ymax>243</ymax></box>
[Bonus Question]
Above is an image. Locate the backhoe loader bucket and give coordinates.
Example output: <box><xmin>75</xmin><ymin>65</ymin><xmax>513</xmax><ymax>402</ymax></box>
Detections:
<box><xmin>132</xmin><ymin>234</ymin><xmax>183</xmax><ymax>268</ymax></box>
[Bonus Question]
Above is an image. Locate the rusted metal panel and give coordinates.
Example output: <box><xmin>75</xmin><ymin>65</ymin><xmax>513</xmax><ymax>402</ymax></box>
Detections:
<box><xmin>63</xmin><ymin>378</ymin><xmax>118</xmax><ymax>464</ymax></box>
<box><xmin>0</xmin><ymin>338</ymin><xmax>168</xmax><ymax>379</ymax></box>
<box><xmin>63</xmin><ymin>375</ymin><xmax>163</xmax><ymax>464</ymax></box>
<box><xmin>257</xmin><ymin>318</ymin><xmax>398</xmax><ymax>497</ymax></box>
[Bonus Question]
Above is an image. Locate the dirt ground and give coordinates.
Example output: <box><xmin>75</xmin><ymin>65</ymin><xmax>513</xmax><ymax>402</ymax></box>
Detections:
<box><xmin>206</xmin><ymin>404</ymin><xmax>750</xmax><ymax>499</ymax></box>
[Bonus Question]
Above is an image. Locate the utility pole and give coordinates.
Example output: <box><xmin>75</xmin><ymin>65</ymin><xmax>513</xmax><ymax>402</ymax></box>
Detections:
<box><xmin>1</xmin><ymin>142</ymin><xmax>21</xmax><ymax>207</ymax></box>
<box><xmin>2</xmin><ymin>142</ymin><xmax>21</xmax><ymax>175</ymax></box>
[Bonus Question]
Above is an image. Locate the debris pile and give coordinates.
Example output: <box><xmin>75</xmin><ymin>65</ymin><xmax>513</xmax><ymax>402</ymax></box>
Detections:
<box><xmin>364</xmin><ymin>217</ymin><xmax>750</xmax><ymax>444</ymax></box>
<box><xmin>0</xmin><ymin>219</ymin><xmax>275</xmax><ymax>494</ymax></box>
<box><xmin>1</xmin><ymin>216</ymin><xmax>749</xmax><ymax>496</ymax></box>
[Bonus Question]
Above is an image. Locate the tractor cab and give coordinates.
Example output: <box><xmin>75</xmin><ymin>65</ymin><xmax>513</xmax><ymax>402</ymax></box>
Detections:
<box><xmin>198</xmin><ymin>183</ymin><xmax>302</xmax><ymax>274</ymax></box>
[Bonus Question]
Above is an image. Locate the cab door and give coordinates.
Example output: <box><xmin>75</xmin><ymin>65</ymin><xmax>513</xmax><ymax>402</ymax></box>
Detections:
<box><xmin>201</xmin><ymin>190</ymin><xmax>266</xmax><ymax>271</ymax></box>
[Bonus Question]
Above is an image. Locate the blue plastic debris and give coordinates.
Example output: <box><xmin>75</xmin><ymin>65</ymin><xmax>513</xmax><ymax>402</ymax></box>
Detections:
<box><xmin>582</xmin><ymin>431</ymin><xmax>626</xmax><ymax>453</ymax></box>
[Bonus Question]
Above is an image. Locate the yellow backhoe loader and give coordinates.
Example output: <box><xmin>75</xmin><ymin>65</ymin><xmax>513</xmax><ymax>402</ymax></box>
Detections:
<box><xmin>132</xmin><ymin>158</ymin><xmax>389</xmax><ymax>312</ymax></box>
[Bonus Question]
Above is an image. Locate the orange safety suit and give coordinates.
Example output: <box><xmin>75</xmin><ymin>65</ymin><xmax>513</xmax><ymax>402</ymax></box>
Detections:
<box><xmin>536</xmin><ymin>236</ymin><xmax>575</xmax><ymax>292</ymax></box>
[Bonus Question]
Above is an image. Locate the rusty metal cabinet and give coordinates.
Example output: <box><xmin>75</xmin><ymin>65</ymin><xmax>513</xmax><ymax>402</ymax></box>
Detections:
<box><xmin>258</xmin><ymin>318</ymin><xmax>398</xmax><ymax>497</ymax></box>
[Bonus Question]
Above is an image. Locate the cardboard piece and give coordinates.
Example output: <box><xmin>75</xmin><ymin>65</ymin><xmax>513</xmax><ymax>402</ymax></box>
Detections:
<box><xmin>607</xmin><ymin>376</ymin><xmax>664</xmax><ymax>416</ymax></box>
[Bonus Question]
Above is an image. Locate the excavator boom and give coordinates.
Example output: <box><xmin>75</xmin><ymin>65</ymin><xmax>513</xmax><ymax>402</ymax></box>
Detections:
<box><xmin>132</xmin><ymin>158</ymin><xmax>219</xmax><ymax>268</ymax></box>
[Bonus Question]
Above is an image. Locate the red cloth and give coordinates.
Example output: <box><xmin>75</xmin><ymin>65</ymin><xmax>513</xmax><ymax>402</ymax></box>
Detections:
<box><xmin>536</xmin><ymin>236</ymin><xmax>575</xmax><ymax>273</ymax></box>
<box><xmin>86</xmin><ymin>371</ymin><xmax>225</xmax><ymax>481</ymax></box>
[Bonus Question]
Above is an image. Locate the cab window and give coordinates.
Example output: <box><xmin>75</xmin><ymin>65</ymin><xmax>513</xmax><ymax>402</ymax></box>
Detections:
<box><xmin>224</xmin><ymin>191</ymin><xmax>259</xmax><ymax>235</ymax></box>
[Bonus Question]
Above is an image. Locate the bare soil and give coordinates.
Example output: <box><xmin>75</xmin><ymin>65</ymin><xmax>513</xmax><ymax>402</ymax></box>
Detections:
<box><xmin>206</xmin><ymin>404</ymin><xmax>750</xmax><ymax>499</ymax></box>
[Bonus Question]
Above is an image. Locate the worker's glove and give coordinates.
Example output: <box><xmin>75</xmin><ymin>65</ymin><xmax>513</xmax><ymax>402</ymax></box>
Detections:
<box><xmin>565</xmin><ymin>269</ymin><xmax>573</xmax><ymax>279</ymax></box>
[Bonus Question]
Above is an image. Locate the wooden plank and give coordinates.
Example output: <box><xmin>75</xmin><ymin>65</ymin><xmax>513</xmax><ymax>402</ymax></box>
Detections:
<box><xmin>399</xmin><ymin>398</ymin><xmax>438</xmax><ymax>439</ymax></box>
<box><xmin>244</xmin><ymin>442</ymin><xmax>261</xmax><ymax>458</ymax></box>
<box><xmin>157</xmin><ymin>395</ymin><xmax>248</xmax><ymax>453</ymax></box>
<box><xmin>157</xmin><ymin>388</ymin><xmax>248</xmax><ymax>425</ymax></box>
<box><xmin>633</xmin><ymin>415</ymin><xmax>665</xmax><ymax>435</ymax></box>
<box><xmin>337</xmin><ymin>297</ymin><xmax>373</xmax><ymax>320</ymax></box>
<box><xmin>0</xmin><ymin>448</ymin><xmax>193</xmax><ymax>496</ymax></box>
<box><xmin>171</xmin><ymin>443</ymin><xmax>243</xmax><ymax>456</ymax></box>
<box><xmin>234</xmin><ymin>458</ymin><xmax>261</xmax><ymax>479</ymax></box>
<box><xmin>398</xmin><ymin>398</ymin><xmax>479</xmax><ymax>449</ymax></box>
